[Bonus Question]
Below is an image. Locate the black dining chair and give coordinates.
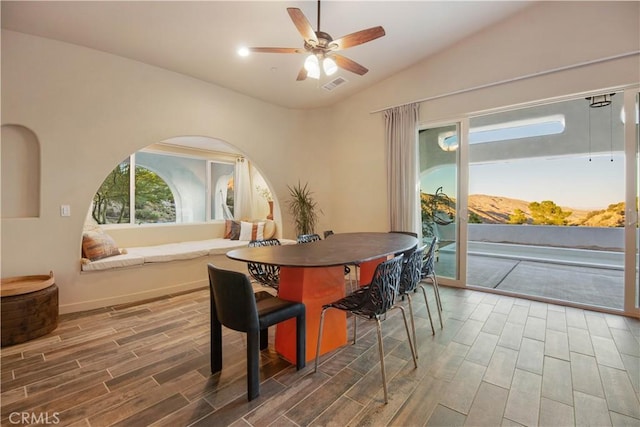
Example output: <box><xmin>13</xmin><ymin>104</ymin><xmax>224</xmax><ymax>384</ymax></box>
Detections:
<box><xmin>421</xmin><ymin>237</ymin><xmax>443</xmax><ymax>328</ymax></box>
<box><xmin>297</xmin><ymin>233</ymin><xmax>321</xmax><ymax>244</ymax></box>
<box><xmin>397</xmin><ymin>245</ymin><xmax>436</xmax><ymax>349</ymax></box>
<box><xmin>314</xmin><ymin>255</ymin><xmax>417</xmax><ymax>404</ymax></box>
<box><xmin>208</xmin><ymin>264</ymin><xmax>306</xmax><ymax>401</ymax></box>
<box><xmin>247</xmin><ymin>238</ymin><xmax>281</xmax><ymax>292</ymax></box>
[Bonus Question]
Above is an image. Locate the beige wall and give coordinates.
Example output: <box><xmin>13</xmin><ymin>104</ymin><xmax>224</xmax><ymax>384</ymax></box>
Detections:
<box><xmin>325</xmin><ymin>1</ymin><xmax>639</xmax><ymax>233</ymax></box>
<box><xmin>2</xmin><ymin>1</ymin><xmax>638</xmax><ymax>312</ymax></box>
<box><xmin>0</xmin><ymin>29</ymin><xmax>324</xmax><ymax>311</ymax></box>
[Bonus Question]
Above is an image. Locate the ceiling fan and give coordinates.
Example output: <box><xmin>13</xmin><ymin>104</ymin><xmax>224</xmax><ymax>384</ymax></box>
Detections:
<box><xmin>245</xmin><ymin>1</ymin><xmax>385</xmax><ymax>81</ymax></box>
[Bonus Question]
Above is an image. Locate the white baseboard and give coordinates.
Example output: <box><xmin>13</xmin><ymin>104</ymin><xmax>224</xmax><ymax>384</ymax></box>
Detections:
<box><xmin>58</xmin><ymin>279</ymin><xmax>208</xmax><ymax>314</ymax></box>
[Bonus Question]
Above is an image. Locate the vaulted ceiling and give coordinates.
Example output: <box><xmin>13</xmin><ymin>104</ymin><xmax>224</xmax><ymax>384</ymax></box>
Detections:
<box><xmin>1</xmin><ymin>1</ymin><xmax>532</xmax><ymax>110</ymax></box>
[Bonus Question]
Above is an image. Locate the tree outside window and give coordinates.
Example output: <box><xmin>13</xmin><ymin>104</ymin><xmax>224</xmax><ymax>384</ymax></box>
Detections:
<box><xmin>134</xmin><ymin>166</ymin><xmax>176</xmax><ymax>224</ymax></box>
<box><xmin>92</xmin><ymin>151</ymin><xmax>246</xmax><ymax>225</ymax></box>
<box><xmin>93</xmin><ymin>160</ymin><xmax>176</xmax><ymax>224</ymax></box>
<box><xmin>93</xmin><ymin>160</ymin><xmax>130</xmax><ymax>224</ymax></box>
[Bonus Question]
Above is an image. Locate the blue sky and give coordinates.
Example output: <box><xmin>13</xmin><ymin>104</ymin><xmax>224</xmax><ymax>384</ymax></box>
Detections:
<box><xmin>421</xmin><ymin>153</ymin><xmax>626</xmax><ymax>210</ymax></box>
<box><xmin>469</xmin><ymin>154</ymin><xmax>625</xmax><ymax>210</ymax></box>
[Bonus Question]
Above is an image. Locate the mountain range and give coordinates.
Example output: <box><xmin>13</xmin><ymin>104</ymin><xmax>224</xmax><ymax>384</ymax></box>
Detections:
<box><xmin>467</xmin><ymin>194</ymin><xmax>624</xmax><ymax>226</ymax></box>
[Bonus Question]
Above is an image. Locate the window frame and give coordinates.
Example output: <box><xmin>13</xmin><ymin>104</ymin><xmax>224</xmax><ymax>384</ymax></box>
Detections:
<box><xmin>96</xmin><ymin>147</ymin><xmax>239</xmax><ymax>228</ymax></box>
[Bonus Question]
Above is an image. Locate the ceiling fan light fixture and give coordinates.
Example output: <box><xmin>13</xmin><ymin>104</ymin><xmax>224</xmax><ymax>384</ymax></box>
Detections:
<box><xmin>323</xmin><ymin>57</ymin><xmax>337</xmax><ymax>76</ymax></box>
<box><xmin>304</xmin><ymin>54</ymin><xmax>320</xmax><ymax>79</ymax></box>
<box><xmin>247</xmin><ymin>3</ymin><xmax>385</xmax><ymax>82</ymax></box>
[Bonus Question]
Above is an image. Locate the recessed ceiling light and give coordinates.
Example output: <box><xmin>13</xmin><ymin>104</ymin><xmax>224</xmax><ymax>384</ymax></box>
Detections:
<box><xmin>237</xmin><ymin>47</ymin><xmax>249</xmax><ymax>57</ymax></box>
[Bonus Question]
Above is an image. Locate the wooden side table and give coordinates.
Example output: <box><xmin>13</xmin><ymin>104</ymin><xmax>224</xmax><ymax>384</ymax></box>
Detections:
<box><xmin>1</xmin><ymin>272</ymin><xmax>59</xmax><ymax>347</ymax></box>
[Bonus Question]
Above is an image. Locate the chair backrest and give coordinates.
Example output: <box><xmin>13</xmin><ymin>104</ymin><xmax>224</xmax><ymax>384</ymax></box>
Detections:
<box><xmin>248</xmin><ymin>238</ymin><xmax>281</xmax><ymax>248</ymax></box>
<box><xmin>297</xmin><ymin>234</ymin><xmax>321</xmax><ymax>244</ymax></box>
<box><xmin>246</xmin><ymin>239</ymin><xmax>280</xmax><ymax>290</ymax></box>
<box><xmin>399</xmin><ymin>245</ymin><xmax>426</xmax><ymax>294</ymax></box>
<box><xmin>208</xmin><ymin>264</ymin><xmax>259</xmax><ymax>332</ymax></box>
<box><xmin>366</xmin><ymin>255</ymin><xmax>404</xmax><ymax>316</ymax></box>
<box><xmin>421</xmin><ymin>236</ymin><xmax>438</xmax><ymax>278</ymax></box>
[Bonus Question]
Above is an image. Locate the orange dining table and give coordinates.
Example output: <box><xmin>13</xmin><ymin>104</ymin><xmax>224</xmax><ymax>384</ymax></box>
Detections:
<box><xmin>226</xmin><ymin>232</ymin><xmax>418</xmax><ymax>364</ymax></box>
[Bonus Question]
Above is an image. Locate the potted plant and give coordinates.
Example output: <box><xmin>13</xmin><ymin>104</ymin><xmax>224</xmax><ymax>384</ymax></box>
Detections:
<box><xmin>287</xmin><ymin>181</ymin><xmax>321</xmax><ymax>236</ymax></box>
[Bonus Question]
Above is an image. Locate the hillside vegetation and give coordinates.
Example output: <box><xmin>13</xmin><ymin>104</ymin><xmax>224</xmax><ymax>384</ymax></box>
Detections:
<box><xmin>466</xmin><ymin>194</ymin><xmax>625</xmax><ymax>227</ymax></box>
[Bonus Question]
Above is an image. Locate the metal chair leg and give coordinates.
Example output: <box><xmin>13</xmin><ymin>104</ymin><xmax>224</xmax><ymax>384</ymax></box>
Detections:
<box><xmin>418</xmin><ymin>285</ymin><xmax>435</xmax><ymax>335</ymax></box>
<box><xmin>395</xmin><ymin>306</ymin><xmax>418</xmax><ymax>368</ymax></box>
<box><xmin>431</xmin><ymin>273</ymin><xmax>443</xmax><ymax>312</ymax></box>
<box><xmin>405</xmin><ymin>293</ymin><xmax>418</xmax><ymax>358</ymax></box>
<box><xmin>375</xmin><ymin>318</ymin><xmax>388</xmax><ymax>404</ymax></box>
<box><xmin>314</xmin><ymin>308</ymin><xmax>327</xmax><ymax>372</ymax></box>
<box><xmin>348</xmin><ymin>265</ymin><xmax>358</xmax><ymax>294</ymax></box>
<box><xmin>427</xmin><ymin>274</ymin><xmax>443</xmax><ymax>328</ymax></box>
<box><xmin>433</xmin><ymin>282</ymin><xmax>443</xmax><ymax>329</ymax></box>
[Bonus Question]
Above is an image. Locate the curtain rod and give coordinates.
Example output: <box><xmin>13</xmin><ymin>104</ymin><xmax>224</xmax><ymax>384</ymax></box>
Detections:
<box><xmin>370</xmin><ymin>50</ymin><xmax>640</xmax><ymax>114</ymax></box>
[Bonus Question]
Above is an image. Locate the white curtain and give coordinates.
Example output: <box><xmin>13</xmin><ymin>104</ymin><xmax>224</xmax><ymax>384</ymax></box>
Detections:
<box><xmin>249</xmin><ymin>164</ymin><xmax>264</xmax><ymax>217</ymax></box>
<box><xmin>234</xmin><ymin>157</ymin><xmax>254</xmax><ymax>220</ymax></box>
<box><xmin>384</xmin><ymin>103</ymin><xmax>420</xmax><ymax>234</ymax></box>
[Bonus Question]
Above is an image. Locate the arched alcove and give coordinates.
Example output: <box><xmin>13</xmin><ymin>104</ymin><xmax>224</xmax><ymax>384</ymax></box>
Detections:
<box><xmin>1</xmin><ymin>124</ymin><xmax>40</xmax><ymax>218</ymax></box>
<box><xmin>86</xmin><ymin>135</ymin><xmax>279</xmax><ymax>226</ymax></box>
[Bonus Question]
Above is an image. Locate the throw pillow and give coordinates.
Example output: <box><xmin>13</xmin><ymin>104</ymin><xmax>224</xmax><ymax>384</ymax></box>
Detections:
<box><xmin>262</xmin><ymin>220</ymin><xmax>276</xmax><ymax>239</ymax></box>
<box><xmin>239</xmin><ymin>221</ymin><xmax>265</xmax><ymax>241</ymax></box>
<box><xmin>255</xmin><ymin>222</ymin><xmax>265</xmax><ymax>240</ymax></box>
<box><xmin>82</xmin><ymin>231</ymin><xmax>122</xmax><ymax>261</ymax></box>
<box><xmin>228</xmin><ymin>220</ymin><xmax>241</xmax><ymax>240</ymax></box>
<box><xmin>224</xmin><ymin>220</ymin><xmax>233</xmax><ymax>238</ymax></box>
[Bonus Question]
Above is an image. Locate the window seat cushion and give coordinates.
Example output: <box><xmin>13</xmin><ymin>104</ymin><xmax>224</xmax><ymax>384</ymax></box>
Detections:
<box><xmin>81</xmin><ymin>238</ymin><xmax>296</xmax><ymax>271</ymax></box>
<box><xmin>190</xmin><ymin>238</ymin><xmax>251</xmax><ymax>255</ymax></box>
<box><xmin>81</xmin><ymin>253</ymin><xmax>145</xmax><ymax>271</ymax></box>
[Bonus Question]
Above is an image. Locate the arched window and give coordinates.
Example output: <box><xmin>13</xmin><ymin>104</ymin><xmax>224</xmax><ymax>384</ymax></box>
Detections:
<box><xmin>211</xmin><ymin>161</ymin><xmax>235</xmax><ymax>220</ymax></box>
<box><xmin>92</xmin><ymin>149</ymin><xmax>244</xmax><ymax>225</ymax></box>
<box><xmin>92</xmin><ymin>158</ymin><xmax>131</xmax><ymax>224</ymax></box>
<box><xmin>92</xmin><ymin>159</ymin><xmax>177</xmax><ymax>224</ymax></box>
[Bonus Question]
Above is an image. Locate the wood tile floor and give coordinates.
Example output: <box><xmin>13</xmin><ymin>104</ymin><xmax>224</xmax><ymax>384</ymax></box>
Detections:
<box><xmin>1</xmin><ymin>285</ymin><xmax>639</xmax><ymax>426</ymax></box>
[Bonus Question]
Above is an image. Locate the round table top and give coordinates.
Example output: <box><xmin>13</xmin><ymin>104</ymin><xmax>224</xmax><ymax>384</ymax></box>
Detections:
<box><xmin>226</xmin><ymin>232</ymin><xmax>418</xmax><ymax>267</ymax></box>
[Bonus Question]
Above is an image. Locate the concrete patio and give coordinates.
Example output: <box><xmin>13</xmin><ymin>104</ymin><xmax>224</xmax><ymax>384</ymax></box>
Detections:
<box><xmin>437</xmin><ymin>241</ymin><xmax>627</xmax><ymax>310</ymax></box>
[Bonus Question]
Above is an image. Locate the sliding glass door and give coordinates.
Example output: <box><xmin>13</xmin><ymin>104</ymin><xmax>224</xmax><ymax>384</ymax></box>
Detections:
<box><xmin>628</xmin><ymin>91</ymin><xmax>639</xmax><ymax>312</ymax></box>
<box><xmin>417</xmin><ymin>88</ymin><xmax>639</xmax><ymax>314</ymax></box>
<box><xmin>418</xmin><ymin>124</ymin><xmax>460</xmax><ymax>282</ymax></box>
<box><xmin>465</xmin><ymin>94</ymin><xmax>626</xmax><ymax>310</ymax></box>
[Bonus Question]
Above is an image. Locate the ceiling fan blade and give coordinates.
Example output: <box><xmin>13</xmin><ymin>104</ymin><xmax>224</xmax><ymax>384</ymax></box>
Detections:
<box><xmin>331</xmin><ymin>26</ymin><xmax>386</xmax><ymax>50</ymax></box>
<box><xmin>247</xmin><ymin>47</ymin><xmax>304</xmax><ymax>54</ymax></box>
<box><xmin>296</xmin><ymin>66</ymin><xmax>308</xmax><ymax>81</ymax></box>
<box><xmin>287</xmin><ymin>7</ymin><xmax>318</xmax><ymax>44</ymax></box>
<box><xmin>333</xmin><ymin>54</ymin><xmax>369</xmax><ymax>75</ymax></box>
